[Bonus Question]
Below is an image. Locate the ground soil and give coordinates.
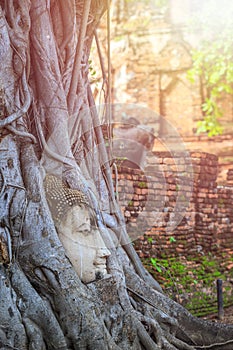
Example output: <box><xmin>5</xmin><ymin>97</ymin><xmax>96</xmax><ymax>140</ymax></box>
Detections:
<box><xmin>204</xmin><ymin>305</ymin><xmax>233</xmax><ymax>324</ymax></box>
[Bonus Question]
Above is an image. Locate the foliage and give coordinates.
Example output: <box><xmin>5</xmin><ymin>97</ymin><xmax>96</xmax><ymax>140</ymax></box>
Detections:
<box><xmin>138</xmin><ymin>181</ymin><xmax>147</xmax><ymax>189</ymax></box>
<box><xmin>169</xmin><ymin>236</ymin><xmax>176</xmax><ymax>243</ymax></box>
<box><xmin>187</xmin><ymin>37</ymin><xmax>233</xmax><ymax>136</ymax></box>
<box><xmin>115</xmin><ymin>156</ymin><xmax>128</xmax><ymax>166</ymax></box>
<box><xmin>143</xmin><ymin>253</ymin><xmax>233</xmax><ymax>316</ymax></box>
<box><xmin>88</xmin><ymin>59</ymin><xmax>97</xmax><ymax>77</ymax></box>
<box><xmin>127</xmin><ymin>200</ymin><xmax>134</xmax><ymax>207</ymax></box>
<box><xmin>147</xmin><ymin>236</ymin><xmax>153</xmax><ymax>244</ymax></box>
<box><xmin>150</xmin><ymin>257</ymin><xmax>163</xmax><ymax>273</ymax></box>
<box><xmin>187</xmin><ymin>2</ymin><xmax>233</xmax><ymax>136</ymax></box>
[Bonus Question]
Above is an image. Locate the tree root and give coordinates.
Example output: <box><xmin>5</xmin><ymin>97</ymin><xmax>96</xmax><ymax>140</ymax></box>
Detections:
<box><xmin>124</xmin><ymin>264</ymin><xmax>233</xmax><ymax>349</ymax></box>
<box><xmin>6</xmin><ymin>124</ymin><xmax>37</xmax><ymax>144</ymax></box>
<box><xmin>67</xmin><ymin>0</ymin><xmax>92</xmax><ymax>114</ymax></box>
<box><xmin>11</xmin><ymin>264</ymin><xmax>68</xmax><ymax>350</ymax></box>
<box><xmin>0</xmin><ymin>70</ymin><xmax>31</xmax><ymax>128</ymax></box>
<box><xmin>0</xmin><ymin>265</ymin><xmax>28</xmax><ymax>349</ymax></box>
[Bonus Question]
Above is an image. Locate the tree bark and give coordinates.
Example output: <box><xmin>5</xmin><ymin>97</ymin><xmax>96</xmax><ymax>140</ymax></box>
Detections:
<box><xmin>0</xmin><ymin>1</ymin><xmax>233</xmax><ymax>349</ymax></box>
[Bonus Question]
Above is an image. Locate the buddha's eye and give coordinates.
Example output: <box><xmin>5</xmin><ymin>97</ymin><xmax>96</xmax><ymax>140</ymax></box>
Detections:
<box><xmin>82</xmin><ymin>229</ymin><xmax>91</xmax><ymax>237</ymax></box>
<box><xmin>90</xmin><ymin>217</ymin><xmax>97</xmax><ymax>227</ymax></box>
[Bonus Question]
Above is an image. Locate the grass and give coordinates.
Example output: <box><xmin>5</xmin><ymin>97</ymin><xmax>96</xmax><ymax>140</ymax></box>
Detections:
<box><xmin>142</xmin><ymin>253</ymin><xmax>233</xmax><ymax>317</ymax></box>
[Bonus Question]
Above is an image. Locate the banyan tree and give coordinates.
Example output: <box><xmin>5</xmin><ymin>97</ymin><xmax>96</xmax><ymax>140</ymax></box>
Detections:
<box><xmin>0</xmin><ymin>1</ymin><xmax>233</xmax><ymax>349</ymax></box>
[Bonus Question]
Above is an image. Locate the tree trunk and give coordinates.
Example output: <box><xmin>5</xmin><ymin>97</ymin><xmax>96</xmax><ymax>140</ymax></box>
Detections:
<box><xmin>0</xmin><ymin>1</ymin><xmax>233</xmax><ymax>349</ymax></box>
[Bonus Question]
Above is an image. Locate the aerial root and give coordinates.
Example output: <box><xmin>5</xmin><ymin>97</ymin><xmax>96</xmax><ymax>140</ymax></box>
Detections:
<box><xmin>0</xmin><ymin>69</ymin><xmax>31</xmax><ymax>128</ymax></box>
<box><xmin>135</xmin><ymin>317</ymin><xmax>160</xmax><ymax>350</ymax></box>
<box><xmin>10</xmin><ymin>264</ymin><xmax>68</xmax><ymax>349</ymax></box>
<box><xmin>6</xmin><ymin>124</ymin><xmax>37</xmax><ymax>143</ymax></box>
<box><xmin>133</xmin><ymin>309</ymin><xmax>196</xmax><ymax>350</ymax></box>
<box><xmin>195</xmin><ymin>339</ymin><xmax>233</xmax><ymax>350</ymax></box>
<box><xmin>165</xmin><ymin>333</ymin><xmax>195</xmax><ymax>350</ymax></box>
<box><xmin>22</xmin><ymin>317</ymin><xmax>47</xmax><ymax>350</ymax></box>
<box><xmin>134</xmin><ymin>311</ymin><xmax>163</xmax><ymax>347</ymax></box>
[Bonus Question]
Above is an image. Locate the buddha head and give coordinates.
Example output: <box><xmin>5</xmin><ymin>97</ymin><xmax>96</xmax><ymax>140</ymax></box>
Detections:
<box><xmin>57</xmin><ymin>205</ymin><xmax>111</xmax><ymax>283</ymax></box>
<box><xmin>44</xmin><ymin>175</ymin><xmax>111</xmax><ymax>283</ymax></box>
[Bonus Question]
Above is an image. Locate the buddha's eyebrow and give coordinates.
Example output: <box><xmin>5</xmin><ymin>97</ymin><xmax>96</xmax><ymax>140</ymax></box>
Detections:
<box><xmin>74</xmin><ymin>221</ymin><xmax>90</xmax><ymax>230</ymax></box>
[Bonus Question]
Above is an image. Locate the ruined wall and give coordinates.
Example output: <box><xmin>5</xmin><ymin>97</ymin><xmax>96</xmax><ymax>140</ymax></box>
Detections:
<box><xmin>113</xmin><ymin>152</ymin><xmax>233</xmax><ymax>258</ymax></box>
<box><xmin>227</xmin><ymin>169</ymin><xmax>233</xmax><ymax>184</ymax></box>
<box><xmin>217</xmin><ymin>187</ymin><xmax>233</xmax><ymax>250</ymax></box>
<box><xmin>110</xmin><ymin>19</ymin><xmax>202</xmax><ymax>137</ymax></box>
<box><xmin>93</xmin><ymin>1</ymin><xmax>233</xmax><ymax>142</ymax></box>
<box><xmin>113</xmin><ymin>151</ymin><xmax>233</xmax><ymax>316</ymax></box>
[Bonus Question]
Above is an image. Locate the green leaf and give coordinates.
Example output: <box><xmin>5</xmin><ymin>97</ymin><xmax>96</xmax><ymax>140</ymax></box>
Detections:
<box><xmin>196</xmin><ymin>121</ymin><xmax>207</xmax><ymax>134</ymax></box>
<box><xmin>169</xmin><ymin>236</ymin><xmax>176</xmax><ymax>243</ymax></box>
<box><xmin>147</xmin><ymin>237</ymin><xmax>153</xmax><ymax>244</ymax></box>
<box><xmin>150</xmin><ymin>258</ymin><xmax>162</xmax><ymax>273</ymax></box>
<box><xmin>187</xmin><ymin>25</ymin><xmax>233</xmax><ymax>138</ymax></box>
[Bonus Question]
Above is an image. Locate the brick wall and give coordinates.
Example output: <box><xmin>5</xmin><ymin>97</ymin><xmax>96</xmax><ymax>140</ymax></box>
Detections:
<box><xmin>113</xmin><ymin>151</ymin><xmax>233</xmax><ymax>258</ymax></box>
<box><xmin>113</xmin><ymin>151</ymin><xmax>233</xmax><ymax>316</ymax></box>
<box><xmin>216</xmin><ymin>187</ymin><xmax>233</xmax><ymax>250</ymax></box>
<box><xmin>227</xmin><ymin>169</ymin><xmax>233</xmax><ymax>184</ymax></box>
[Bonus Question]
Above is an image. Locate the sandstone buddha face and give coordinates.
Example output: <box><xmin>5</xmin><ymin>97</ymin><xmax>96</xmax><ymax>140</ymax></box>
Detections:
<box><xmin>57</xmin><ymin>206</ymin><xmax>110</xmax><ymax>283</ymax></box>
